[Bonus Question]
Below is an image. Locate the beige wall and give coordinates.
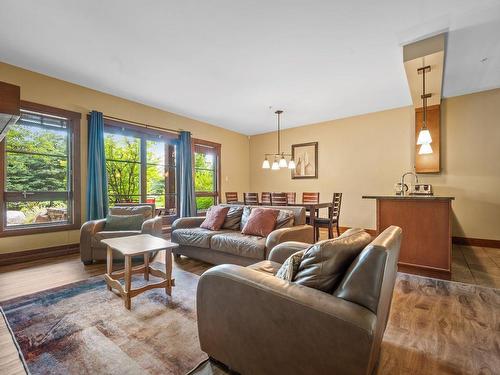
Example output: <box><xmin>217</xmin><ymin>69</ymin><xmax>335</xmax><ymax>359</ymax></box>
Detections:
<box><xmin>0</xmin><ymin>62</ymin><xmax>250</xmax><ymax>254</ymax></box>
<box><xmin>250</xmin><ymin>89</ymin><xmax>500</xmax><ymax>241</ymax></box>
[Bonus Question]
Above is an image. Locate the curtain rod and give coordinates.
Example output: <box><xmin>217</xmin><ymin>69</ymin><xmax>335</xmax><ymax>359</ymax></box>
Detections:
<box><xmin>92</xmin><ymin>113</ymin><xmax>187</xmax><ymax>135</ymax></box>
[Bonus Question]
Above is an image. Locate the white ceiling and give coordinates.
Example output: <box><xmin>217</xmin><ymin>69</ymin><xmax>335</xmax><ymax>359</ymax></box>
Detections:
<box><xmin>1</xmin><ymin>0</ymin><xmax>499</xmax><ymax>135</ymax></box>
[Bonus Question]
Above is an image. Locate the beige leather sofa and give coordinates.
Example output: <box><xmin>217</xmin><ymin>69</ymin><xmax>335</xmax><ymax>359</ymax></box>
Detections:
<box><xmin>197</xmin><ymin>226</ymin><xmax>402</xmax><ymax>375</ymax></box>
<box><xmin>80</xmin><ymin>204</ymin><xmax>162</xmax><ymax>264</ymax></box>
<box><xmin>171</xmin><ymin>205</ymin><xmax>313</xmax><ymax>266</ymax></box>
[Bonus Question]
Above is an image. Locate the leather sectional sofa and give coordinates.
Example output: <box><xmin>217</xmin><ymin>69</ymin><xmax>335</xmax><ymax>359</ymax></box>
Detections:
<box><xmin>171</xmin><ymin>204</ymin><xmax>313</xmax><ymax>266</ymax></box>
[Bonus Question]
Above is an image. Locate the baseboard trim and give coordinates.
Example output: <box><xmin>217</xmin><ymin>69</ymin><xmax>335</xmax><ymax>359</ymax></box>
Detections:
<box><xmin>0</xmin><ymin>243</ymin><xmax>80</xmax><ymax>266</ymax></box>
<box><xmin>452</xmin><ymin>236</ymin><xmax>500</xmax><ymax>249</ymax></box>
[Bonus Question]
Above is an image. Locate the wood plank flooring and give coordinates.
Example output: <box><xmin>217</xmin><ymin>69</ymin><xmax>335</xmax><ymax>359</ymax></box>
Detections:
<box><xmin>0</xmin><ymin>238</ymin><xmax>498</xmax><ymax>374</ymax></box>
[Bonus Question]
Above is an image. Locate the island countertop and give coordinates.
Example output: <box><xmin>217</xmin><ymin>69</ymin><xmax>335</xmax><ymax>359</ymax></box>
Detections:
<box><xmin>362</xmin><ymin>195</ymin><xmax>454</xmax><ymax>201</ymax></box>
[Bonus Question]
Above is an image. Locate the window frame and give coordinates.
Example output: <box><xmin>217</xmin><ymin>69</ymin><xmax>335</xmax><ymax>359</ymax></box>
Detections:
<box><xmin>0</xmin><ymin>101</ymin><xmax>81</xmax><ymax>237</ymax></box>
<box><xmin>103</xmin><ymin>118</ymin><xmax>179</xmax><ymax>223</ymax></box>
<box><xmin>192</xmin><ymin>138</ymin><xmax>221</xmax><ymax>214</ymax></box>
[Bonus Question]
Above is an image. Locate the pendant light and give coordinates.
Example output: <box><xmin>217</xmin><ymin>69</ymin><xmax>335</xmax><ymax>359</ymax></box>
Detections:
<box><xmin>416</xmin><ymin>65</ymin><xmax>433</xmax><ymax>153</ymax></box>
<box><xmin>262</xmin><ymin>110</ymin><xmax>296</xmax><ymax>170</ymax></box>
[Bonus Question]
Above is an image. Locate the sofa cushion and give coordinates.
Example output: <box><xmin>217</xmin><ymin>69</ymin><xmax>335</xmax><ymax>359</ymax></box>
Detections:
<box><xmin>211</xmin><ymin>232</ymin><xmax>266</xmax><ymax>260</ymax></box>
<box><xmin>239</xmin><ymin>206</ymin><xmax>252</xmax><ymax>230</ymax></box>
<box><xmin>242</xmin><ymin>208</ymin><xmax>279</xmax><ymax>237</ymax></box>
<box><xmin>109</xmin><ymin>205</ymin><xmax>153</xmax><ymax>219</ymax></box>
<box><xmin>275</xmin><ymin>210</ymin><xmax>295</xmax><ymax>229</ymax></box>
<box><xmin>200</xmin><ymin>206</ymin><xmax>230</xmax><ymax>231</ymax></box>
<box><xmin>104</xmin><ymin>214</ymin><xmax>144</xmax><ymax>231</ymax></box>
<box><xmin>92</xmin><ymin>230</ymin><xmax>142</xmax><ymax>247</ymax></box>
<box><xmin>248</xmin><ymin>260</ymin><xmax>282</xmax><ymax>275</ymax></box>
<box><xmin>293</xmin><ymin>228</ymin><xmax>372</xmax><ymax>293</ymax></box>
<box><xmin>275</xmin><ymin>250</ymin><xmax>306</xmax><ymax>281</ymax></box>
<box><xmin>172</xmin><ymin>227</ymin><xmax>232</xmax><ymax>249</ymax></box>
<box><xmin>222</xmin><ymin>206</ymin><xmax>244</xmax><ymax>230</ymax></box>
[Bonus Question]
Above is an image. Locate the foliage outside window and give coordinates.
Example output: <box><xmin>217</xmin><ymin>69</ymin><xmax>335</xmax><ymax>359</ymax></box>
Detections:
<box><xmin>194</xmin><ymin>141</ymin><xmax>220</xmax><ymax>213</ymax></box>
<box><xmin>1</xmin><ymin>104</ymin><xmax>81</xmax><ymax>235</ymax></box>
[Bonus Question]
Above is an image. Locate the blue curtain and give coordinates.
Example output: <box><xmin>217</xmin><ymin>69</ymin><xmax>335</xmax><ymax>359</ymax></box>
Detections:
<box><xmin>178</xmin><ymin>131</ymin><xmax>196</xmax><ymax>217</ymax></box>
<box><xmin>86</xmin><ymin>111</ymin><xmax>109</xmax><ymax>220</ymax></box>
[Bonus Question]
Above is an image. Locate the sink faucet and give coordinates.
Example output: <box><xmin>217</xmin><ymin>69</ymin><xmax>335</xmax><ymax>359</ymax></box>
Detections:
<box><xmin>400</xmin><ymin>171</ymin><xmax>419</xmax><ymax>195</ymax></box>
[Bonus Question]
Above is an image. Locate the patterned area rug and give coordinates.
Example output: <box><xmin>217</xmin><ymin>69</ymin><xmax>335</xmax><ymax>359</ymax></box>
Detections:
<box><xmin>1</xmin><ymin>263</ymin><xmax>207</xmax><ymax>375</ymax></box>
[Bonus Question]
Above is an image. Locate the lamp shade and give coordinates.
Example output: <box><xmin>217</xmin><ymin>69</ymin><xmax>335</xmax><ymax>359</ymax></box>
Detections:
<box><xmin>417</xmin><ymin>129</ymin><xmax>432</xmax><ymax>145</ymax></box>
<box><xmin>279</xmin><ymin>157</ymin><xmax>288</xmax><ymax>168</ymax></box>
<box><xmin>288</xmin><ymin>159</ymin><xmax>296</xmax><ymax>169</ymax></box>
<box><xmin>418</xmin><ymin>142</ymin><xmax>433</xmax><ymax>154</ymax></box>
<box><xmin>262</xmin><ymin>159</ymin><xmax>270</xmax><ymax>169</ymax></box>
<box><xmin>271</xmin><ymin>160</ymin><xmax>280</xmax><ymax>170</ymax></box>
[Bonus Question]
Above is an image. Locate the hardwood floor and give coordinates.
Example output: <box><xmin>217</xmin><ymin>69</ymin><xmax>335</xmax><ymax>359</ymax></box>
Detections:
<box><xmin>0</xmin><ymin>236</ymin><xmax>498</xmax><ymax>374</ymax></box>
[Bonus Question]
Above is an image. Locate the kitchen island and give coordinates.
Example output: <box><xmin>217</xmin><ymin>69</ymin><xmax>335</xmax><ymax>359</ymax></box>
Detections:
<box><xmin>362</xmin><ymin>195</ymin><xmax>454</xmax><ymax>279</ymax></box>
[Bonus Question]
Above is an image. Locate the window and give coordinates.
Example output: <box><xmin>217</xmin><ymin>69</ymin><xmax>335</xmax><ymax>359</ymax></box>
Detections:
<box><xmin>193</xmin><ymin>139</ymin><xmax>221</xmax><ymax>214</ymax></box>
<box><xmin>0</xmin><ymin>102</ymin><xmax>81</xmax><ymax>236</ymax></box>
<box><xmin>104</xmin><ymin>121</ymin><xmax>178</xmax><ymax>219</ymax></box>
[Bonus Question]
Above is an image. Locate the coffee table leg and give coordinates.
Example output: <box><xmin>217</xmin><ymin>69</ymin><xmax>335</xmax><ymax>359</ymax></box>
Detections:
<box><xmin>124</xmin><ymin>255</ymin><xmax>132</xmax><ymax>309</ymax></box>
<box><xmin>106</xmin><ymin>246</ymin><xmax>113</xmax><ymax>291</ymax></box>
<box><xmin>165</xmin><ymin>249</ymin><xmax>172</xmax><ymax>296</ymax></box>
<box><xmin>144</xmin><ymin>253</ymin><xmax>150</xmax><ymax>281</ymax></box>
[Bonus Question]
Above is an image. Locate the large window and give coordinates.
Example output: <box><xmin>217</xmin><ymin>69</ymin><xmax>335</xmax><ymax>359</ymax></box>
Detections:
<box><xmin>193</xmin><ymin>139</ymin><xmax>221</xmax><ymax>214</ymax></box>
<box><xmin>0</xmin><ymin>102</ymin><xmax>81</xmax><ymax>235</ymax></box>
<box><xmin>104</xmin><ymin>121</ymin><xmax>177</xmax><ymax>218</ymax></box>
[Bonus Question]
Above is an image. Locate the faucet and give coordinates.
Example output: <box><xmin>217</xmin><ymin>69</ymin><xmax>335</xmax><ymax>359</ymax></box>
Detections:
<box><xmin>400</xmin><ymin>171</ymin><xmax>419</xmax><ymax>195</ymax></box>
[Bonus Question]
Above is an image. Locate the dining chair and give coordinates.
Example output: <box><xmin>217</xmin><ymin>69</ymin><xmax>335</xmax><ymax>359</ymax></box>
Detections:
<box><xmin>315</xmin><ymin>193</ymin><xmax>342</xmax><ymax>239</ymax></box>
<box><xmin>261</xmin><ymin>192</ymin><xmax>272</xmax><ymax>205</ymax></box>
<box><xmin>286</xmin><ymin>192</ymin><xmax>296</xmax><ymax>205</ymax></box>
<box><xmin>302</xmin><ymin>192</ymin><xmax>320</xmax><ymax>224</ymax></box>
<box><xmin>271</xmin><ymin>192</ymin><xmax>288</xmax><ymax>206</ymax></box>
<box><xmin>225</xmin><ymin>192</ymin><xmax>239</xmax><ymax>204</ymax></box>
<box><xmin>243</xmin><ymin>192</ymin><xmax>259</xmax><ymax>205</ymax></box>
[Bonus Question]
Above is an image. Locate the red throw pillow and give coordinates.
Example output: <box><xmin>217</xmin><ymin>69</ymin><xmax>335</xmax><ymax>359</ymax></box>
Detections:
<box><xmin>200</xmin><ymin>206</ymin><xmax>230</xmax><ymax>231</ymax></box>
<box><xmin>242</xmin><ymin>208</ymin><xmax>279</xmax><ymax>237</ymax></box>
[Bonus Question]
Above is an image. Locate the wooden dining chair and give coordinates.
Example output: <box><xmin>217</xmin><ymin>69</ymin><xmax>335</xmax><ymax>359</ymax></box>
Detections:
<box><xmin>315</xmin><ymin>193</ymin><xmax>342</xmax><ymax>239</ymax></box>
<box><xmin>225</xmin><ymin>192</ymin><xmax>239</xmax><ymax>204</ymax></box>
<box><xmin>261</xmin><ymin>192</ymin><xmax>272</xmax><ymax>205</ymax></box>
<box><xmin>302</xmin><ymin>192</ymin><xmax>320</xmax><ymax>224</ymax></box>
<box><xmin>286</xmin><ymin>192</ymin><xmax>297</xmax><ymax>205</ymax></box>
<box><xmin>271</xmin><ymin>192</ymin><xmax>288</xmax><ymax>206</ymax></box>
<box><xmin>243</xmin><ymin>192</ymin><xmax>259</xmax><ymax>205</ymax></box>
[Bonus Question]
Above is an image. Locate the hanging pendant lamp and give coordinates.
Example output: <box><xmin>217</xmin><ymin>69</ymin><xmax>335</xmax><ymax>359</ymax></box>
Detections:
<box><xmin>262</xmin><ymin>110</ymin><xmax>296</xmax><ymax>170</ymax></box>
<box><xmin>416</xmin><ymin>65</ymin><xmax>433</xmax><ymax>153</ymax></box>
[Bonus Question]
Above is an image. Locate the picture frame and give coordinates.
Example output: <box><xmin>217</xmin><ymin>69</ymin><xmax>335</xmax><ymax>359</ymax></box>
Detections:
<box><xmin>291</xmin><ymin>142</ymin><xmax>318</xmax><ymax>179</ymax></box>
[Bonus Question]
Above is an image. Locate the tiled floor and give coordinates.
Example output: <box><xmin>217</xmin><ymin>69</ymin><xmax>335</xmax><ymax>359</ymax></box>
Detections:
<box><xmin>452</xmin><ymin>245</ymin><xmax>500</xmax><ymax>288</ymax></box>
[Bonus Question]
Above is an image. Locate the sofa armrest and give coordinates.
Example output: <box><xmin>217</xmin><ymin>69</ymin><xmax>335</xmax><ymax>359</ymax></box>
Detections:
<box><xmin>141</xmin><ymin>216</ymin><xmax>163</xmax><ymax>237</ymax></box>
<box><xmin>80</xmin><ymin>219</ymin><xmax>106</xmax><ymax>262</ymax></box>
<box><xmin>171</xmin><ymin>217</ymin><xmax>205</xmax><ymax>231</ymax></box>
<box><xmin>268</xmin><ymin>241</ymin><xmax>311</xmax><ymax>263</ymax></box>
<box><xmin>197</xmin><ymin>265</ymin><xmax>376</xmax><ymax>375</ymax></box>
<box><xmin>265</xmin><ymin>224</ymin><xmax>313</xmax><ymax>257</ymax></box>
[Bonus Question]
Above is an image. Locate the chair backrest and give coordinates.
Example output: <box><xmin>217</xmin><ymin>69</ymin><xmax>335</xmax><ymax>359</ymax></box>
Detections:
<box><xmin>286</xmin><ymin>192</ymin><xmax>296</xmax><ymax>205</ymax></box>
<box><xmin>302</xmin><ymin>192</ymin><xmax>319</xmax><ymax>204</ymax></box>
<box><xmin>225</xmin><ymin>192</ymin><xmax>239</xmax><ymax>203</ymax></box>
<box><xmin>261</xmin><ymin>192</ymin><xmax>272</xmax><ymax>205</ymax></box>
<box><xmin>110</xmin><ymin>203</ymin><xmax>155</xmax><ymax>219</ymax></box>
<box><xmin>331</xmin><ymin>193</ymin><xmax>342</xmax><ymax>220</ymax></box>
<box><xmin>271</xmin><ymin>192</ymin><xmax>288</xmax><ymax>206</ymax></box>
<box><xmin>243</xmin><ymin>192</ymin><xmax>259</xmax><ymax>205</ymax></box>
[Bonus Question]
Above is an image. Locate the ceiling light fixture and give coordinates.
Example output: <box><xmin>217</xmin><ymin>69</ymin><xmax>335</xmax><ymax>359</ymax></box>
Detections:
<box><xmin>262</xmin><ymin>110</ymin><xmax>296</xmax><ymax>170</ymax></box>
<box><xmin>416</xmin><ymin>65</ymin><xmax>433</xmax><ymax>154</ymax></box>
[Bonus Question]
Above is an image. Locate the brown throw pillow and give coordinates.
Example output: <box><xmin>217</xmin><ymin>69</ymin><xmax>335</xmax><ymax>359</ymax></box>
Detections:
<box><xmin>241</xmin><ymin>208</ymin><xmax>279</xmax><ymax>237</ymax></box>
<box><xmin>293</xmin><ymin>228</ymin><xmax>372</xmax><ymax>293</ymax></box>
<box><xmin>222</xmin><ymin>206</ymin><xmax>244</xmax><ymax>230</ymax></box>
<box><xmin>200</xmin><ymin>206</ymin><xmax>230</xmax><ymax>231</ymax></box>
<box><xmin>276</xmin><ymin>250</ymin><xmax>306</xmax><ymax>281</ymax></box>
<box><xmin>275</xmin><ymin>210</ymin><xmax>295</xmax><ymax>229</ymax></box>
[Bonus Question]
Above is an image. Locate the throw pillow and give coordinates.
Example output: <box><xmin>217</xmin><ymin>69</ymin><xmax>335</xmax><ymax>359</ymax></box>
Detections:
<box><xmin>293</xmin><ymin>228</ymin><xmax>372</xmax><ymax>293</ymax></box>
<box><xmin>241</xmin><ymin>207</ymin><xmax>279</xmax><ymax>237</ymax></box>
<box><xmin>239</xmin><ymin>206</ymin><xmax>252</xmax><ymax>230</ymax></box>
<box><xmin>200</xmin><ymin>206</ymin><xmax>230</xmax><ymax>231</ymax></box>
<box><xmin>104</xmin><ymin>214</ymin><xmax>144</xmax><ymax>231</ymax></box>
<box><xmin>275</xmin><ymin>210</ymin><xmax>295</xmax><ymax>229</ymax></box>
<box><xmin>276</xmin><ymin>250</ymin><xmax>306</xmax><ymax>281</ymax></box>
<box><xmin>222</xmin><ymin>206</ymin><xmax>244</xmax><ymax>230</ymax></box>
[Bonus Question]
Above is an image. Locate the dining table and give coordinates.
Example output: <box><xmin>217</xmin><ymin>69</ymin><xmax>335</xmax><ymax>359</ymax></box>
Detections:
<box><xmin>289</xmin><ymin>202</ymin><xmax>333</xmax><ymax>242</ymax></box>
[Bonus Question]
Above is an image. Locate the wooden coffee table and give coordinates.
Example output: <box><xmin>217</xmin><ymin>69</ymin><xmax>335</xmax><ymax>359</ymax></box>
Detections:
<box><xmin>101</xmin><ymin>234</ymin><xmax>178</xmax><ymax>309</ymax></box>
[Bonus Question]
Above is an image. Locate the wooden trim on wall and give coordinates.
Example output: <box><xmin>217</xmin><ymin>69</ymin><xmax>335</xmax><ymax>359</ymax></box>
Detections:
<box><xmin>452</xmin><ymin>236</ymin><xmax>500</xmax><ymax>249</ymax></box>
<box><xmin>0</xmin><ymin>243</ymin><xmax>80</xmax><ymax>266</ymax></box>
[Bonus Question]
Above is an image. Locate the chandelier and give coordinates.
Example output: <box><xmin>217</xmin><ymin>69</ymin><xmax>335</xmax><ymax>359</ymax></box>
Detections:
<box><xmin>262</xmin><ymin>110</ymin><xmax>296</xmax><ymax>170</ymax></box>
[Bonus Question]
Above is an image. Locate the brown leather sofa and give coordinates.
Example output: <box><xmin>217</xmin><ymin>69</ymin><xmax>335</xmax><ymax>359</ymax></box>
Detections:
<box><xmin>80</xmin><ymin>204</ymin><xmax>162</xmax><ymax>264</ymax></box>
<box><xmin>171</xmin><ymin>205</ymin><xmax>313</xmax><ymax>266</ymax></box>
<box><xmin>197</xmin><ymin>226</ymin><xmax>402</xmax><ymax>375</ymax></box>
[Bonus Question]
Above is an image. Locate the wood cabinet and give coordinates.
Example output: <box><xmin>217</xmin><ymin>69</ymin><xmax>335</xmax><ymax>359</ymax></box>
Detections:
<box><xmin>0</xmin><ymin>81</ymin><xmax>21</xmax><ymax>142</ymax></box>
